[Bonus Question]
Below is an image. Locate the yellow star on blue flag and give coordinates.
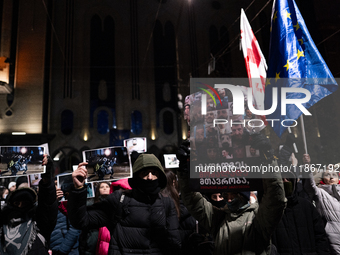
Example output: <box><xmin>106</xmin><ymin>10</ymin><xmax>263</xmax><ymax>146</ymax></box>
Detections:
<box><xmin>265</xmin><ymin>0</ymin><xmax>338</xmax><ymax>137</ymax></box>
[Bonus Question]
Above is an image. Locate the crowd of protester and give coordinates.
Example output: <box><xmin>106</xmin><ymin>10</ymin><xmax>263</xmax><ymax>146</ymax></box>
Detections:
<box><xmin>0</xmin><ymin>132</ymin><xmax>339</xmax><ymax>255</ymax></box>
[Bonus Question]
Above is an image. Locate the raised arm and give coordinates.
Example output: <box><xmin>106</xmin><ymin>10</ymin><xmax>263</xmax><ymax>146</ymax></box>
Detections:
<box><xmin>254</xmin><ymin>162</ymin><xmax>287</xmax><ymax>241</ymax></box>
<box><xmin>67</xmin><ymin>163</ymin><xmax>113</xmax><ymax>230</ymax></box>
<box><xmin>36</xmin><ymin>155</ymin><xmax>58</xmax><ymax>242</ymax></box>
<box><xmin>176</xmin><ymin>141</ymin><xmax>219</xmax><ymax>233</ymax></box>
<box><xmin>303</xmin><ymin>171</ymin><xmax>321</xmax><ymax>200</ymax></box>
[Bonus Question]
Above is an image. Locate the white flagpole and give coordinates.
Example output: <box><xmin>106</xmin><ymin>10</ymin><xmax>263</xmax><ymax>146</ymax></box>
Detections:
<box><xmin>287</xmin><ymin>127</ymin><xmax>298</xmax><ymax>154</ymax></box>
<box><xmin>299</xmin><ymin>115</ymin><xmax>308</xmax><ymax>154</ymax></box>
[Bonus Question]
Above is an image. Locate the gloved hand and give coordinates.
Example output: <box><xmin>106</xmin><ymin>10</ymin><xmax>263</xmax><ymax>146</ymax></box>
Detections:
<box><xmin>251</xmin><ymin>133</ymin><xmax>275</xmax><ymax>163</ymax></box>
<box><xmin>41</xmin><ymin>154</ymin><xmax>55</xmax><ymax>184</ymax></box>
<box><xmin>176</xmin><ymin>140</ymin><xmax>190</xmax><ymax>174</ymax></box>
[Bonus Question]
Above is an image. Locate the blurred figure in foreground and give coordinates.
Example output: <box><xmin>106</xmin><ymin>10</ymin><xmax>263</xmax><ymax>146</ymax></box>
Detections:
<box><xmin>0</xmin><ymin>155</ymin><xmax>57</xmax><ymax>254</ymax></box>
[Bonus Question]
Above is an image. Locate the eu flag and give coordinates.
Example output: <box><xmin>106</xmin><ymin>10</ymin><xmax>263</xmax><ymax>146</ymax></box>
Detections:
<box><xmin>265</xmin><ymin>0</ymin><xmax>338</xmax><ymax>137</ymax></box>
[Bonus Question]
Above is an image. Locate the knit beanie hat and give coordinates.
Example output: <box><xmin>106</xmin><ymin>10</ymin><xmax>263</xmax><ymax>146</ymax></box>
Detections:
<box><xmin>16</xmin><ymin>176</ymin><xmax>29</xmax><ymax>188</ymax></box>
<box><xmin>239</xmin><ymin>191</ymin><xmax>250</xmax><ymax>201</ymax></box>
<box><xmin>8</xmin><ymin>182</ymin><xmax>16</xmax><ymax>190</ymax></box>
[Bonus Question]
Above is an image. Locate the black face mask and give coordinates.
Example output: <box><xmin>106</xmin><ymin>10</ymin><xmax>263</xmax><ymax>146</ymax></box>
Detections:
<box><xmin>135</xmin><ymin>178</ymin><xmax>160</xmax><ymax>195</ymax></box>
<box><xmin>211</xmin><ymin>199</ymin><xmax>227</xmax><ymax>208</ymax></box>
<box><xmin>226</xmin><ymin>197</ymin><xmax>249</xmax><ymax>213</ymax></box>
<box><xmin>2</xmin><ymin>203</ymin><xmax>35</xmax><ymax>225</ymax></box>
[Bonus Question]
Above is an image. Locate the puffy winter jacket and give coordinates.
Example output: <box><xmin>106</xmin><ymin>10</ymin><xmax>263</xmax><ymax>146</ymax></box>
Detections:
<box><xmin>50</xmin><ymin>202</ymin><xmax>81</xmax><ymax>255</ymax></box>
<box><xmin>96</xmin><ymin>227</ymin><xmax>110</xmax><ymax>255</ymax></box>
<box><xmin>178</xmin><ymin>160</ymin><xmax>287</xmax><ymax>255</ymax></box>
<box><xmin>68</xmin><ymin>188</ymin><xmax>181</xmax><ymax>255</ymax></box>
<box><xmin>305</xmin><ymin>172</ymin><xmax>340</xmax><ymax>255</ymax></box>
<box><xmin>272</xmin><ymin>194</ymin><xmax>329</xmax><ymax>254</ymax></box>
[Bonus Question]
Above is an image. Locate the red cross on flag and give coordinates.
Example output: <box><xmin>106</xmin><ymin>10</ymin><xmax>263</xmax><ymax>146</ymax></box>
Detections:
<box><xmin>240</xmin><ymin>8</ymin><xmax>267</xmax><ymax>111</ymax></box>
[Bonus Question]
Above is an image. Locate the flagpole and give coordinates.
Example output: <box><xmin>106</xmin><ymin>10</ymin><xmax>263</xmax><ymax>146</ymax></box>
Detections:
<box><xmin>299</xmin><ymin>115</ymin><xmax>308</xmax><ymax>154</ymax></box>
<box><xmin>287</xmin><ymin>127</ymin><xmax>298</xmax><ymax>154</ymax></box>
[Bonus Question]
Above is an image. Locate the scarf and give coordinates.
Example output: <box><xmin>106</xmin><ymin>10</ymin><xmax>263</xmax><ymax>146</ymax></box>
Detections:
<box><xmin>134</xmin><ymin>178</ymin><xmax>161</xmax><ymax>203</ymax></box>
<box><xmin>0</xmin><ymin>219</ymin><xmax>38</xmax><ymax>255</ymax></box>
<box><xmin>226</xmin><ymin>197</ymin><xmax>250</xmax><ymax>213</ymax></box>
<box><xmin>211</xmin><ymin>200</ymin><xmax>227</xmax><ymax>208</ymax></box>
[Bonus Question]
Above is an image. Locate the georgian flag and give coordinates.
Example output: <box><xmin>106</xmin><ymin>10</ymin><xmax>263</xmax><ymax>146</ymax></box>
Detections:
<box><xmin>240</xmin><ymin>8</ymin><xmax>267</xmax><ymax>111</ymax></box>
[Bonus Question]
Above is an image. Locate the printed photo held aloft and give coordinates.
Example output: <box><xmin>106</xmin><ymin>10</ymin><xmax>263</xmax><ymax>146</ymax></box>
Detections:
<box><xmin>0</xmin><ymin>146</ymin><xmax>46</xmax><ymax>178</ymax></box>
<box><xmin>82</xmin><ymin>146</ymin><xmax>132</xmax><ymax>182</ymax></box>
<box><xmin>57</xmin><ymin>173</ymin><xmax>94</xmax><ymax>201</ymax></box>
<box><xmin>123</xmin><ymin>137</ymin><xmax>147</xmax><ymax>154</ymax></box>
<box><xmin>164</xmin><ymin>154</ymin><xmax>179</xmax><ymax>169</ymax></box>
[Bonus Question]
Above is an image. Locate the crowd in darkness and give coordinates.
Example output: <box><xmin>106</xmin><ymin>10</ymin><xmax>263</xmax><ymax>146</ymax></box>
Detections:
<box><xmin>0</xmin><ymin>132</ymin><xmax>339</xmax><ymax>255</ymax></box>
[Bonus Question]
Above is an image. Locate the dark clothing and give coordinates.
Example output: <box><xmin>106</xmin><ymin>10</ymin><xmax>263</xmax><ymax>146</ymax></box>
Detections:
<box><xmin>278</xmin><ymin>144</ymin><xmax>293</xmax><ymax>167</ymax></box>
<box><xmin>179</xmin><ymin>202</ymin><xmax>196</xmax><ymax>255</ymax></box>
<box><xmin>0</xmin><ymin>180</ymin><xmax>58</xmax><ymax>255</ymax></box>
<box><xmin>178</xmin><ymin>162</ymin><xmax>287</xmax><ymax>255</ymax></box>
<box><xmin>68</xmin><ymin>188</ymin><xmax>181</xmax><ymax>255</ymax></box>
<box><xmin>78</xmin><ymin>229</ymin><xmax>98</xmax><ymax>255</ymax></box>
<box><xmin>78</xmin><ymin>197</ymin><xmax>101</xmax><ymax>255</ymax></box>
<box><xmin>272</xmin><ymin>194</ymin><xmax>330</xmax><ymax>255</ymax></box>
<box><xmin>34</xmin><ymin>180</ymin><xmax>58</xmax><ymax>248</ymax></box>
<box><xmin>50</xmin><ymin>205</ymin><xmax>81</xmax><ymax>255</ymax></box>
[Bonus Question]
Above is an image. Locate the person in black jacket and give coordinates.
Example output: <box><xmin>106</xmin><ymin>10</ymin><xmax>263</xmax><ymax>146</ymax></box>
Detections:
<box><xmin>271</xmin><ymin>170</ymin><xmax>330</xmax><ymax>254</ymax></box>
<box><xmin>68</xmin><ymin>153</ymin><xmax>181</xmax><ymax>255</ymax></box>
<box><xmin>0</xmin><ymin>154</ymin><xmax>58</xmax><ymax>255</ymax></box>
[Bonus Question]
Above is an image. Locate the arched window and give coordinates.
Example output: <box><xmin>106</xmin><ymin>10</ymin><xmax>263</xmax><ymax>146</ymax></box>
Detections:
<box><xmin>90</xmin><ymin>15</ymin><xmax>116</xmax><ymax>128</ymax></box>
<box><xmin>61</xmin><ymin>110</ymin><xmax>74</xmax><ymax>135</ymax></box>
<box><xmin>97</xmin><ymin>110</ymin><xmax>109</xmax><ymax>134</ymax></box>
<box><xmin>131</xmin><ymin>110</ymin><xmax>142</xmax><ymax>135</ymax></box>
<box><xmin>153</xmin><ymin>20</ymin><xmax>177</xmax><ymax>126</ymax></box>
<box><xmin>163</xmin><ymin>110</ymin><xmax>174</xmax><ymax>135</ymax></box>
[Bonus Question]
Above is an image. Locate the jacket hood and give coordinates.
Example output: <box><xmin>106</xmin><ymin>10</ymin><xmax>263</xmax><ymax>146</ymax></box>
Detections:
<box><xmin>128</xmin><ymin>154</ymin><xmax>167</xmax><ymax>189</ymax></box>
<box><xmin>319</xmin><ymin>184</ymin><xmax>340</xmax><ymax>199</ymax></box>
